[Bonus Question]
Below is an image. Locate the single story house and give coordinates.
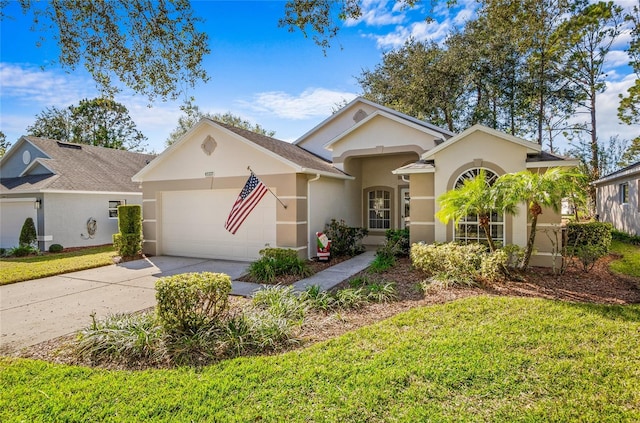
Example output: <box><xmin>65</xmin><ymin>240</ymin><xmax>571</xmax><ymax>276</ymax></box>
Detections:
<box><xmin>133</xmin><ymin>97</ymin><xmax>577</xmax><ymax>266</ymax></box>
<box><xmin>593</xmin><ymin>161</ymin><xmax>640</xmax><ymax>235</ymax></box>
<box><xmin>0</xmin><ymin>137</ymin><xmax>155</xmax><ymax>251</ymax></box>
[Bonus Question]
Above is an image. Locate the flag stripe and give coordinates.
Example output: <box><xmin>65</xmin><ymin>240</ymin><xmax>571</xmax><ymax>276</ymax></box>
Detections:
<box><xmin>225</xmin><ymin>174</ymin><xmax>269</xmax><ymax>235</ymax></box>
<box><xmin>226</xmin><ymin>186</ymin><xmax>267</xmax><ymax>234</ymax></box>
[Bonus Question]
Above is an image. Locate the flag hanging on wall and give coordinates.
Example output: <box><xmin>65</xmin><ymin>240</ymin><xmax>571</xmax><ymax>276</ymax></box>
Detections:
<box><xmin>224</xmin><ymin>173</ymin><xmax>268</xmax><ymax>235</ymax></box>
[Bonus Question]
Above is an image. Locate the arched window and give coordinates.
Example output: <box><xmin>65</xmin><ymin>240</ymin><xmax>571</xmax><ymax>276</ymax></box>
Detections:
<box><xmin>453</xmin><ymin>168</ymin><xmax>504</xmax><ymax>247</ymax></box>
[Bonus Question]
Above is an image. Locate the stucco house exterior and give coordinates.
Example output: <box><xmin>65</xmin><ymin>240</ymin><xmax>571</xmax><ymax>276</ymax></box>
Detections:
<box><xmin>0</xmin><ymin>137</ymin><xmax>155</xmax><ymax>251</ymax></box>
<box><xmin>133</xmin><ymin>98</ymin><xmax>577</xmax><ymax>266</ymax></box>
<box><xmin>593</xmin><ymin>161</ymin><xmax>640</xmax><ymax>236</ymax></box>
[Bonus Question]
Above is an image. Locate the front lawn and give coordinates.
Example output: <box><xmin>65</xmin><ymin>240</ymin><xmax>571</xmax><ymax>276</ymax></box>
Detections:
<box><xmin>1</xmin><ymin>296</ymin><xmax>639</xmax><ymax>422</ymax></box>
<box><xmin>0</xmin><ymin>245</ymin><xmax>116</xmax><ymax>285</ymax></box>
<box><xmin>610</xmin><ymin>240</ymin><xmax>640</xmax><ymax>279</ymax></box>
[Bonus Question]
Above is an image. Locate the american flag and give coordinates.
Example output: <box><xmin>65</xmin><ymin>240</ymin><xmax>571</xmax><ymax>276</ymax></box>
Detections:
<box><xmin>224</xmin><ymin>173</ymin><xmax>268</xmax><ymax>235</ymax></box>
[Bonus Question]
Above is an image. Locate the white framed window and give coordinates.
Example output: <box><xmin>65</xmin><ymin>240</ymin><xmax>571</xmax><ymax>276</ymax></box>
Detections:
<box><xmin>452</xmin><ymin>168</ymin><xmax>504</xmax><ymax>247</ymax></box>
<box><xmin>368</xmin><ymin>189</ymin><xmax>391</xmax><ymax>230</ymax></box>
<box><xmin>108</xmin><ymin>200</ymin><xmax>126</xmax><ymax>218</ymax></box>
<box><xmin>620</xmin><ymin>182</ymin><xmax>629</xmax><ymax>204</ymax></box>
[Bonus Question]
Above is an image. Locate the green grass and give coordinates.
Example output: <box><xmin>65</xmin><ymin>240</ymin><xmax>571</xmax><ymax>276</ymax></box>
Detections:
<box><xmin>2</xmin><ymin>296</ymin><xmax>639</xmax><ymax>422</ymax></box>
<box><xmin>610</xmin><ymin>240</ymin><xmax>640</xmax><ymax>279</ymax></box>
<box><xmin>0</xmin><ymin>245</ymin><xmax>116</xmax><ymax>285</ymax></box>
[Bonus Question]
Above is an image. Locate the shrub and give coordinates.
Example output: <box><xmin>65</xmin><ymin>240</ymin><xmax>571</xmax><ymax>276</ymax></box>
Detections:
<box><xmin>612</xmin><ymin>229</ymin><xmax>640</xmax><ymax>245</ymax></box>
<box><xmin>299</xmin><ymin>285</ymin><xmax>335</xmax><ymax>311</ymax></box>
<box><xmin>8</xmin><ymin>245</ymin><xmax>38</xmax><ymax>257</ymax></box>
<box><xmin>113</xmin><ymin>205</ymin><xmax>142</xmax><ymax>258</ymax></box>
<box><xmin>19</xmin><ymin>217</ymin><xmax>37</xmax><ymax>247</ymax></box>
<box><xmin>411</xmin><ymin>242</ymin><xmax>505</xmax><ymax>287</ymax></box>
<box><xmin>222</xmin><ymin>309</ymin><xmax>299</xmax><ymax>356</ymax></box>
<box><xmin>251</xmin><ymin>286</ymin><xmax>306</xmax><ymax>322</ymax></box>
<box><xmin>369</xmin><ymin>252</ymin><xmax>396</xmax><ymax>273</ymax></box>
<box><xmin>248</xmin><ymin>248</ymin><xmax>312</xmax><ymax>283</ymax></box>
<box><xmin>75</xmin><ymin>312</ymin><xmax>164</xmax><ymax>364</ymax></box>
<box><xmin>566</xmin><ymin>222</ymin><xmax>613</xmax><ymax>272</ymax></box>
<box><xmin>48</xmin><ymin>244</ymin><xmax>64</xmax><ymax>253</ymax></box>
<box><xmin>155</xmin><ymin>272</ymin><xmax>231</xmax><ymax>334</ymax></box>
<box><xmin>365</xmin><ymin>282</ymin><xmax>397</xmax><ymax>303</ymax></box>
<box><xmin>384</xmin><ymin>228</ymin><xmax>410</xmax><ymax>257</ymax></box>
<box><xmin>324</xmin><ymin>219</ymin><xmax>368</xmax><ymax>257</ymax></box>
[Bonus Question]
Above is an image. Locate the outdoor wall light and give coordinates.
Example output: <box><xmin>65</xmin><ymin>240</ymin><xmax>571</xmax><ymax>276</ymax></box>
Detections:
<box><xmin>34</xmin><ymin>199</ymin><xmax>41</xmax><ymax>209</ymax></box>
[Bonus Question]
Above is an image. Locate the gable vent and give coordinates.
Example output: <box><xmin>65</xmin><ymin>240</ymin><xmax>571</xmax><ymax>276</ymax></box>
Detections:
<box><xmin>353</xmin><ymin>109</ymin><xmax>367</xmax><ymax>123</ymax></box>
<box><xmin>57</xmin><ymin>141</ymin><xmax>82</xmax><ymax>150</ymax></box>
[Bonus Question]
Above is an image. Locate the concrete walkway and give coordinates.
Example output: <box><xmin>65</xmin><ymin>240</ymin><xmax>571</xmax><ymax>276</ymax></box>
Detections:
<box><xmin>0</xmin><ymin>251</ymin><xmax>375</xmax><ymax>354</ymax></box>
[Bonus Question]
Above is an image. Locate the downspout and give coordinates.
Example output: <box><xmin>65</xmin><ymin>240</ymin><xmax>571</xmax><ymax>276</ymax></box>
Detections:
<box><xmin>307</xmin><ymin>174</ymin><xmax>321</xmax><ymax>259</ymax></box>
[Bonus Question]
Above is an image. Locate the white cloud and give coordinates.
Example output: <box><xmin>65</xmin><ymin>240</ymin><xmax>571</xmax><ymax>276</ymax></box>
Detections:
<box><xmin>241</xmin><ymin>88</ymin><xmax>357</xmax><ymax>120</ymax></box>
<box><xmin>0</xmin><ymin>62</ymin><xmax>96</xmax><ymax>107</ymax></box>
<box><xmin>363</xmin><ymin>1</ymin><xmax>479</xmax><ymax>49</ymax></box>
<box><xmin>596</xmin><ymin>73</ymin><xmax>638</xmax><ymax>141</ymax></box>
<box><xmin>372</xmin><ymin>19</ymin><xmax>452</xmax><ymax>49</ymax></box>
<box><xmin>345</xmin><ymin>0</ymin><xmax>407</xmax><ymax>27</ymax></box>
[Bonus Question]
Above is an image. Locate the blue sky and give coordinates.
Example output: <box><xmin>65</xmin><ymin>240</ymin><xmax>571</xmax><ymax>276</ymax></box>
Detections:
<box><xmin>1</xmin><ymin>0</ymin><xmax>637</xmax><ymax>154</ymax></box>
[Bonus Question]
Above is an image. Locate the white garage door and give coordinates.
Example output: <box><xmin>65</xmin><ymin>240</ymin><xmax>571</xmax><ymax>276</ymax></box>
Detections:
<box><xmin>161</xmin><ymin>189</ymin><xmax>276</xmax><ymax>261</ymax></box>
<box><xmin>0</xmin><ymin>198</ymin><xmax>38</xmax><ymax>249</ymax></box>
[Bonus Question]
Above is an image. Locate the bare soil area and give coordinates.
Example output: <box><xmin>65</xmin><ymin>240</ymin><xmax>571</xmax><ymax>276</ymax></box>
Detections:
<box><xmin>15</xmin><ymin>254</ymin><xmax>640</xmax><ymax>368</ymax></box>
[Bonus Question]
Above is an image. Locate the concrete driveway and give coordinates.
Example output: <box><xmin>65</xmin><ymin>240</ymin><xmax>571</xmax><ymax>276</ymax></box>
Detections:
<box><xmin>0</xmin><ymin>256</ymin><xmax>249</xmax><ymax>355</ymax></box>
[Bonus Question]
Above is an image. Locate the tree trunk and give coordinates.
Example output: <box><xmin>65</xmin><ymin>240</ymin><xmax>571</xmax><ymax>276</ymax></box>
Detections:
<box><xmin>522</xmin><ymin>203</ymin><xmax>542</xmax><ymax>270</ymax></box>
<box><xmin>480</xmin><ymin>215</ymin><xmax>497</xmax><ymax>252</ymax></box>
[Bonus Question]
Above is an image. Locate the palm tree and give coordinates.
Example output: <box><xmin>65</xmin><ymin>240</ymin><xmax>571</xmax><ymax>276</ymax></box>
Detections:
<box><xmin>495</xmin><ymin>167</ymin><xmax>586</xmax><ymax>270</ymax></box>
<box><xmin>436</xmin><ymin>169</ymin><xmax>518</xmax><ymax>252</ymax></box>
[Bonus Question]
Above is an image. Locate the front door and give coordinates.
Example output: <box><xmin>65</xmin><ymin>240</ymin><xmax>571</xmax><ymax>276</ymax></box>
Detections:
<box><xmin>401</xmin><ymin>188</ymin><xmax>410</xmax><ymax>229</ymax></box>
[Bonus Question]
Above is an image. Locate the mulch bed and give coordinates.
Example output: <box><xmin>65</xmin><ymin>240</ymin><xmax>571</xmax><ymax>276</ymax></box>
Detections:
<box><xmin>13</xmin><ymin>254</ymin><xmax>640</xmax><ymax>369</ymax></box>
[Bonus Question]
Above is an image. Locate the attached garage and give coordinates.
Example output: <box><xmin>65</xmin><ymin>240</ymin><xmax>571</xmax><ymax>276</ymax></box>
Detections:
<box><xmin>0</xmin><ymin>198</ymin><xmax>38</xmax><ymax>249</ymax></box>
<box><xmin>160</xmin><ymin>189</ymin><xmax>276</xmax><ymax>261</ymax></box>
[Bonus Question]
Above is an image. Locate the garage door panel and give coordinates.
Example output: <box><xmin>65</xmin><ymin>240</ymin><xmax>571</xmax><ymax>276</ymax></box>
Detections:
<box><xmin>161</xmin><ymin>190</ymin><xmax>276</xmax><ymax>261</ymax></box>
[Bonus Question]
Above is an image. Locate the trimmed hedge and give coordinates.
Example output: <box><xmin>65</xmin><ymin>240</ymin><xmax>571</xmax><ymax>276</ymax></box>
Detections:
<box><xmin>112</xmin><ymin>205</ymin><xmax>142</xmax><ymax>258</ymax></box>
<box><xmin>155</xmin><ymin>272</ymin><xmax>232</xmax><ymax>334</ymax></box>
<box><xmin>48</xmin><ymin>244</ymin><xmax>64</xmax><ymax>253</ymax></box>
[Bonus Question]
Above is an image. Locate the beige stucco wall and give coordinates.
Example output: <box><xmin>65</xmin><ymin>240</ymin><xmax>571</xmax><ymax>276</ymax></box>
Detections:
<box><xmin>596</xmin><ymin>173</ymin><xmax>640</xmax><ymax>236</ymax></box>
<box><xmin>140</xmin><ymin>173</ymin><xmax>309</xmax><ymax>258</ymax></box>
<box><xmin>307</xmin><ymin>175</ymin><xmax>348</xmax><ymax>258</ymax></box>
<box><xmin>343</xmin><ymin>153</ymin><xmax>419</xmax><ymax>245</ymax></box>
<box><xmin>431</xmin><ymin>132</ymin><xmax>529</xmax><ymax>245</ymax></box>
<box><xmin>408</xmin><ymin>173</ymin><xmax>436</xmax><ymax>244</ymax></box>
<box><xmin>330</xmin><ymin>115</ymin><xmax>437</xmax><ymax>167</ymax></box>
<box><xmin>296</xmin><ymin>101</ymin><xmax>380</xmax><ymax>160</ymax></box>
<box><xmin>140</xmin><ymin>122</ymin><xmax>294</xmax><ymax>183</ymax></box>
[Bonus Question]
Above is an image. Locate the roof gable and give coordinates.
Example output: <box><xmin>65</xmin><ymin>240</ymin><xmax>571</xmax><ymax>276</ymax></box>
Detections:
<box><xmin>323</xmin><ymin>110</ymin><xmax>449</xmax><ymax>152</ymax></box>
<box><xmin>1</xmin><ymin>137</ymin><xmax>155</xmax><ymax>194</ymax></box>
<box><xmin>422</xmin><ymin>124</ymin><xmax>541</xmax><ymax>159</ymax></box>
<box><xmin>593</xmin><ymin>161</ymin><xmax>640</xmax><ymax>185</ymax></box>
<box><xmin>295</xmin><ymin>97</ymin><xmax>454</xmax><ymax>147</ymax></box>
<box><xmin>133</xmin><ymin>119</ymin><xmax>350</xmax><ymax>183</ymax></box>
<box><xmin>0</xmin><ymin>137</ymin><xmax>51</xmax><ymax>178</ymax></box>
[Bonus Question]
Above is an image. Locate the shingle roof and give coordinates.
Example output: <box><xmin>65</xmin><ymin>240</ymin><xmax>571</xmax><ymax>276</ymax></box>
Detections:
<box><xmin>526</xmin><ymin>151</ymin><xmax>572</xmax><ymax>162</ymax></box>
<box><xmin>1</xmin><ymin>137</ymin><xmax>156</xmax><ymax>193</ymax></box>
<box><xmin>210</xmin><ymin>120</ymin><xmax>349</xmax><ymax>177</ymax></box>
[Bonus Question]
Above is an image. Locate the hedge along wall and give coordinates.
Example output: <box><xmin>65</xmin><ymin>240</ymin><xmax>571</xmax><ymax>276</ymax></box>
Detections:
<box><xmin>113</xmin><ymin>204</ymin><xmax>142</xmax><ymax>257</ymax></box>
<box><xmin>566</xmin><ymin>221</ymin><xmax>613</xmax><ymax>252</ymax></box>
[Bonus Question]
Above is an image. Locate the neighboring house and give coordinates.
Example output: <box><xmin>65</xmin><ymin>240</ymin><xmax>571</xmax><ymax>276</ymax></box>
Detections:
<box><xmin>0</xmin><ymin>137</ymin><xmax>155</xmax><ymax>251</ymax></box>
<box><xmin>133</xmin><ymin>98</ymin><xmax>577</xmax><ymax>266</ymax></box>
<box><xmin>593</xmin><ymin>161</ymin><xmax>640</xmax><ymax>236</ymax></box>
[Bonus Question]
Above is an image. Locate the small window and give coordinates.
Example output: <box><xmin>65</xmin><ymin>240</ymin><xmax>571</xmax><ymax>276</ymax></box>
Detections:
<box><xmin>109</xmin><ymin>200</ymin><xmax>126</xmax><ymax>218</ymax></box>
<box><xmin>368</xmin><ymin>189</ymin><xmax>391</xmax><ymax>230</ymax></box>
<box><xmin>620</xmin><ymin>183</ymin><xmax>629</xmax><ymax>204</ymax></box>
